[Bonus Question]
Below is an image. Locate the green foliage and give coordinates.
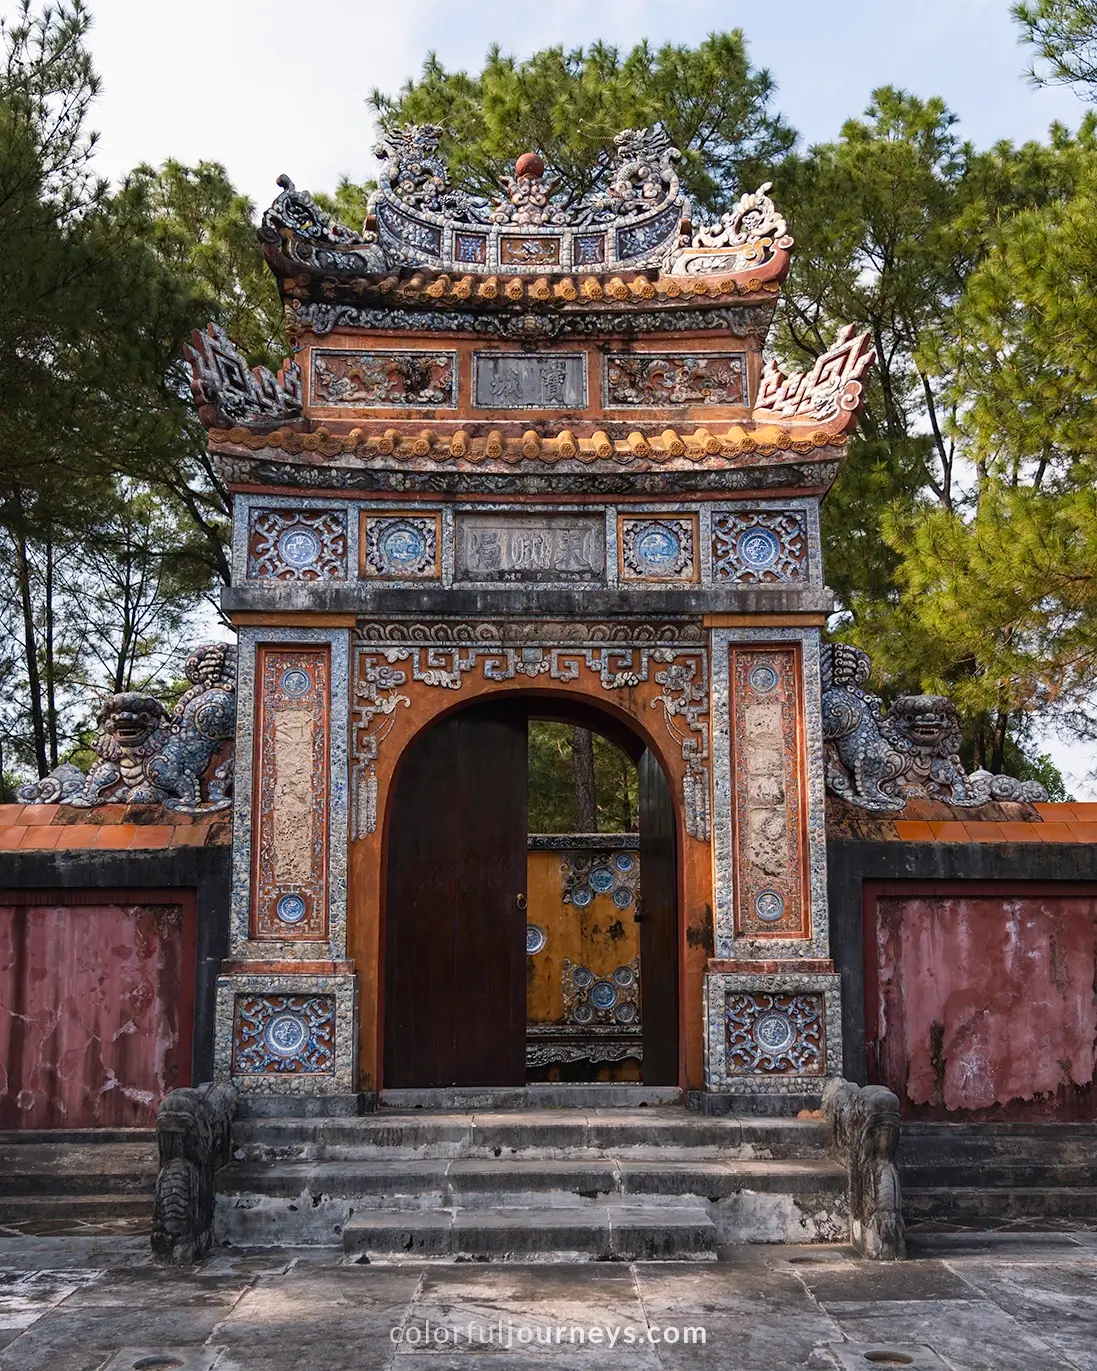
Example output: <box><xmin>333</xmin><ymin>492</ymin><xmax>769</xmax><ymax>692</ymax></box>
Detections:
<box><xmin>370</xmin><ymin>35</ymin><xmax>794</xmax><ymax>215</ymax></box>
<box><xmin>1015</xmin><ymin>0</ymin><xmax>1097</xmax><ymax>93</ymax></box>
<box><xmin>528</xmin><ymin>723</ymin><xmax>638</xmax><ymax>834</ymax></box>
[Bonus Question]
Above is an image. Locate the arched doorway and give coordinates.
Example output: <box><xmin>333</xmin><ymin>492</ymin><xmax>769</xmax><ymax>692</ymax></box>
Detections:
<box><xmin>382</xmin><ymin>696</ymin><xmax>679</xmax><ymax>1089</ymax></box>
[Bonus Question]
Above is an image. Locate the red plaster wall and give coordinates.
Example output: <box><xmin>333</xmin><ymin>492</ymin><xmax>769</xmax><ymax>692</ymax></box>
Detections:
<box><xmin>0</xmin><ymin>896</ymin><xmax>194</xmax><ymax>1129</ymax></box>
<box><xmin>868</xmin><ymin>887</ymin><xmax>1097</xmax><ymax>1120</ymax></box>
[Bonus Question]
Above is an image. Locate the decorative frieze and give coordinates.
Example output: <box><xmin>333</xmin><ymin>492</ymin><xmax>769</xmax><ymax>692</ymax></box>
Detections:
<box><xmin>562</xmin><ymin>957</ymin><xmax>641</xmax><ymax>1026</ymax></box>
<box><xmin>360</xmin><ymin>512</ymin><xmax>440</xmax><ymax>580</ymax></box>
<box><xmin>232</xmin><ymin>993</ymin><xmax>336</xmax><ymax>1074</ymax></box>
<box><xmin>310</xmin><ymin>349</ymin><xmax>456</xmax><ymax>408</ymax></box>
<box><xmin>247</xmin><ymin>509</ymin><xmax>348</xmax><ymax>581</ymax></box>
<box><xmin>726</xmin><ymin>991</ymin><xmax>824</xmax><ymax>1075</ymax></box>
<box><xmin>704</xmin><ymin>970</ymin><xmax>841</xmax><ymax>1092</ymax></box>
<box><xmin>471</xmin><ymin>352</ymin><xmax>587</xmax><ymax>409</ymax></box>
<box><xmin>712</xmin><ymin>510</ymin><xmax>807</xmax><ymax>584</ymax></box>
<box><xmin>619</xmin><ymin>515</ymin><xmax>697</xmax><ymax>582</ymax></box>
<box><xmin>454</xmin><ymin>513</ymin><xmax>604</xmax><ymax>583</ymax></box>
<box><xmin>252</xmin><ymin>648</ymin><xmax>330</xmax><ymax>940</ymax></box>
<box><xmin>604</xmin><ymin>352</ymin><xmax>746</xmax><ymax>408</ymax></box>
<box><xmin>729</xmin><ymin>647</ymin><xmax>809</xmax><ymax>938</ymax></box>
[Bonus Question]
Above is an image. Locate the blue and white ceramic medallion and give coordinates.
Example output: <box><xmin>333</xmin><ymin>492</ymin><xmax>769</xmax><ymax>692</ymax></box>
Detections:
<box><xmin>526</xmin><ymin>924</ymin><xmax>547</xmax><ymax>954</ymax></box>
<box><xmin>612</xmin><ymin>964</ymin><xmax>635</xmax><ymax>987</ymax></box>
<box><xmin>614</xmin><ymin>852</ymin><xmax>635</xmax><ymax>873</ymax></box>
<box><xmin>737</xmin><ymin>527</ymin><xmax>781</xmax><ymax>572</ymax></box>
<box><xmin>589</xmin><ymin>865</ymin><xmax>615</xmax><ymax>894</ymax></box>
<box><xmin>590</xmin><ymin>980</ymin><xmax>619</xmax><ymax>1011</ymax></box>
<box><xmin>754</xmin><ymin>889</ymin><xmax>786</xmax><ymax>923</ymax></box>
<box><xmin>748</xmin><ymin>663</ymin><xmax>780</xmax><ymax>694</ymax></box>
<box><xmin>276</xmin><ymin>893</ymin><xmax>308</xmax><ymax>925</ymax></box>
<box><xmin>634</xmin><ymin>525</ymin><xmax>681</xmax><ymax>573</ymax></box>
<box><xmin>615</xmin><ymin>1002</ymin><xmax>637</xmax><ymax>1023</ymax></box>
<box><xmin>378</xmin><ymin>521</ymin><xmax>428</xmax><ymax>573</ymax></box>
<box><xmin>571</xmin><ymin>965</ymin><xmax>594</xmax><ymax>989</ymax></box>
<box><xmin>571</xmin><ymin>885</ymin><xmax>593</xmax><ymax>908</ymax></box>
<box><xmin>573</xmin><ymin>1002</ymin><xmax>594</xmax><ymax>1023</ymax></box>
<box><xmin>278</xmin><ymin>527</ymin><xmax>322</xmax><ymax>569</ymax></box>
<box><xmin>753</xmin><ymin>1011</ymin><xmax>795</xmax><ymax>1055</ymax></box>
<box><xmin>279</xmin><ymin>667</ymin><xmax>312</xmax><ymax>698</ymax></box>
<box><xmin>612</xmin><ymin>886</ymin><xmax>634</xmax><ymax>909</ymax></box>
<box><xmin>263</xmin><ymin>1011</ymin><xmax>309</xmax><ymax>1058</ymax></box>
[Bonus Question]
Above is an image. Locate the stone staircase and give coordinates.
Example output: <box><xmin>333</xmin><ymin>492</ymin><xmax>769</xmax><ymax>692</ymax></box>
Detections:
<box><xmin>901</xmin><ymin>1121</ymin><xmax>1097</xmax><ymax>1224</ymax></box>
<box><xmin>216</xmin><ymin>1107</ymin><xmax>848</xmax><ymax>1261</ymax></box>
<box><xmin>0</xmin><ymin>1130</ymin><xmax>157</xmax><ymax>1232</ymax></box>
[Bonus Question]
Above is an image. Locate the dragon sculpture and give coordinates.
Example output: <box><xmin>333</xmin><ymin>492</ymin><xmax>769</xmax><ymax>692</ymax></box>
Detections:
<box><xmin>821</xmin><ymin>642</ymin><xmax>1047</xmax><ymax>811</ymax></box>
<box><xmin>17</xmin><ymin>643</ymin><xmax>237</xmax><ymax>814</ymax></box>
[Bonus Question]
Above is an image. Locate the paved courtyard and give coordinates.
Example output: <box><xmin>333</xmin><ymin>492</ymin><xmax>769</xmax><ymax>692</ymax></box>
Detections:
<box><xmin>1</xmin><ymin>1228</ymin><xmax>1096</xmax><ymax>1371</ymax></box>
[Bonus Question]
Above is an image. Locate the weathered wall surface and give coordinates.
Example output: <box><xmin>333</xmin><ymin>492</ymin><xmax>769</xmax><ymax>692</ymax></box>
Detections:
<box><xmin>0</xmin><ymin>896</ymin><xmax>193</xmax><ymax>1128</ymax></box>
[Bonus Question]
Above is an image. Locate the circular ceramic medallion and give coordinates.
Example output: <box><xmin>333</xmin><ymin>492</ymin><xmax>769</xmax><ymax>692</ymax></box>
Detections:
<box><xmin>279</xmin><ymin>667</ymin><xmax>312</xmax><ymax>698</ymax></box>
<box><xmin>263</xmin><ymin>1011</ymin><xmax>309</xmax><ymax>1058</ymax></box>
<box><xmin>275</xmin><ymin>893</ymin><xmax>308</xmax><ymax>925</ymax></box>
<box><xmin>572</xmin><ymin>1002</ymin><xmax>594</xmax><ymax>1024</ymax></box>
<box><xmin>633</xmin><ymin>524</ymin><xmax>682</xmax><ymax>573</ymax></box>
<box><xmin>754</xmin><ymin>889</ymin><xmax>786</xmax><ymax>923</ymax></box>
<box><xmin>590</xmin><ymin>980</ymin><xmax>619</xmax><ymax>1011</ymax></box>
<box><xmin>748</xmin><ymin>663</ymin><xmax>780</xmax><ymax>695</ymax></box>
<box><xmin>589</xmin><ymin>865</ymin><xmax>615</xmax><ymax>894</ymax></box>
<box><xmin>613</xmin><ymin>852</ymin><xmax>635</xmax><ymax>873</ymax></box>
<box><xmin>571</xmin><ymin>885</ymin><xmax>594</xmax><ymax>908</ymax></box>
<box><xmin>612</xmin><ymin>886</ymin><xmax>634</xmax><ymax>909</ymax></box>
<box><xmin>378</xmin><ymin>521</ymin><xmax>428</xmax><ymax>572</ymax></box>
<box><xmin>612</xmin><ymin>965</ymin><xmax>635</xmax><ymax>988</ymax></box>
<box><xmin>753</xmin><ymin>1011</ymin><xmax>795</xmax><ymax>1055</ymax></box>
<box><xmin>278</xmin><ymin>527</ymin><xmax>322</xmax><ymax>568</ymax></box>
<box><xmin>526</xmin><ymin>924</ymin><xmax>547</xmax><ymax>955</ymax></box>
<box><xmin>615</xmin><ymin>1002</ymin><xmax>638</xmax><ymax>1024</ymax></box>
<box><xmin>737</xmin><ymin>527</ymin><xmax>781</xmax><ymax>572</ymax></box>
<box><xmin>571</xmin><ymin>965</ymin><xmax>595</xmax><ymax>989</ymax></box>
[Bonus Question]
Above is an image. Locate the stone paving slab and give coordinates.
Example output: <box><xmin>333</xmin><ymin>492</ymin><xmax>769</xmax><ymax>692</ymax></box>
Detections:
<box><xmin>1</xmin><ymin>1233</ymin><xmax>1096</xmax><ymax>1370</ymax></box>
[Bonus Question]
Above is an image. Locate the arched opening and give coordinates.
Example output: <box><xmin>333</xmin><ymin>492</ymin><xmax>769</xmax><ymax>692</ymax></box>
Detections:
<box><xmin>382</xmin><ymin>694</ymin><xmax>680</xmax><ymax>1090</ymax></box>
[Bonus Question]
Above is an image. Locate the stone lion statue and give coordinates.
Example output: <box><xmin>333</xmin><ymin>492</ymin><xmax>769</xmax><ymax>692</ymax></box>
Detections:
<box><xmin>821</xmin><ymin>642</ymin><xmax>1047</xmax><ymax>811</ymax></box>
<box><xmin>17</xmin><ymin>643</ymin><xmax>237</xmax><ymax>814</ymax></box>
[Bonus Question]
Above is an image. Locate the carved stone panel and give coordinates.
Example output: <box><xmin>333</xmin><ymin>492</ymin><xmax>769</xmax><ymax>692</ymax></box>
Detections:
<box><xmin>310</xmin><ymin>349</ymin><xmax>457</xmax><ymax>407</ymax></box>
<box><xmin>726</xmin><ymin>991</ymin><xmax>824</xmax><ymax>1075</ymax></box>
<box><xmin>360</xmin><ymin>512</ymin><xmax>440</xmax><ymax>580</ymax></box>
<box><xmin>712</xmin><ymin>510</ymin><xmax>807</xmax><ymax>584</ymax></box>
<box><xmin>252</xmin><ymin>647</ymin><xmax>330</xmax><ymax>940</ymax></box>
<box><xmin>604</xmin><ymin>351</ymin><xmax>747</xmax><ymax>407</ymax></box>
<box><xmin>729</xmin><ymin>647</ymin><xmax>809</xmax><ymax>938</ymax></box>
<box><xmin>247</xmin><ymin>509</ymin><xmax>348</xmax><ymax>581</ymax></box>
<box><xmin>454</xmin><ymin>514</ymin><xmax>605</xmax><ymax>583</ymax></box>
<box><xmin>472</xmin><ymin>352</ymin><xmax>587</xmax><ymax>409</ymax></box>
<box><xmin>232</xmin><ymin>994</ymin><xmax>336</xmax><ymax>1074</ymax></box>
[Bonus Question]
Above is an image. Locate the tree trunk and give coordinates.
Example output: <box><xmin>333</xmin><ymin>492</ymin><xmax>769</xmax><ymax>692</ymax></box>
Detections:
<box><xmin>571</xmin><ymin>726</ymin><xmax>597</xmax><ymax>831</ymax></box>
<box><xmin>44</xmin><ymin>528</ymin><xmax>58</xmax><ymax>768</ymax></box>
<box><xmin>13</xmin><ymin>529</ymin><xmax>48</xmax><ymax>777</ymax></box>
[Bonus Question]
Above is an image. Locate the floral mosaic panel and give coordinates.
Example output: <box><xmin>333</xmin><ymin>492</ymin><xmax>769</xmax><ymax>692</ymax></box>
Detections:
<box><xmin>619</xmin><ymin>515</ymin><xmax>698</xmax><ymax>582</ymax></box>
<box><xmin>562</xmin><ymin>956</ymin><xmax>641</xmax><ymax>1027</ymax></box>
<box><xmin>560</xmin><ymin>849</ymin><xmax>640</xmax><ymax>910</ymax></box>
<box><xmin>360</xmin><ymin>512</ymin><xmax>440</xmax><ymax>580</ymax></box>
<box><xmin>729</xmin><ymin>647</ymin><xmax>809</xmax><ymax>938</ymax></box>
<box><xmin>310</xmin><ymin>349</ymin><xmax>457</xmax><ymax>407</ymax></box>
<box><xmin>247</xmin><ymin>509</ymin><xmax>348</xmax><ymax>581</ymax></box>
<box><xmin>604</xmin><ymin>352</ymin><xmax>746</xmax><ymax>407</ymax></box>
<box><xmin>725</xmin><ymin>991</ymin><xmax>824</xmax><ymax>1075</ymax></box>
<box><xmin>233</xmin><ymin>993</ymin><xmax>336</xmax><ymax>1074</ymax></box>
<box><xmin>712</xmin><ymin>511</ymin><xmax>807</xmax><ymax>584</ymax></box>
<box><xmin>252</xmin><ymin>647</ymin><xmax>330</xmax><ymax>940</ymax></box>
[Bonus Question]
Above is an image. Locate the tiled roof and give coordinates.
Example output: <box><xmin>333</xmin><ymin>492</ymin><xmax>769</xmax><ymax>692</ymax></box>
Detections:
<box><xmin>0</xmin><ymin>804</ymin><xmax>231</xmax><ymax>850</ymax></box>
<box><xmin>827</xmin><ymin>797</ymin><xmax>1097</xmax><ymax>843</ymax></box>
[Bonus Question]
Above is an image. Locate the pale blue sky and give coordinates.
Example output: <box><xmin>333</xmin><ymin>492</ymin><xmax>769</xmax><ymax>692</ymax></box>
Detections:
<box><xmin>76</xmin><ymin>0</ymin><xmax>1086</xmax><ymax>207</ymax></box>
<box><xmin>63</xmin><ymin>1</ymin><xmax>1097</xmax><ymax>794</ymax></box>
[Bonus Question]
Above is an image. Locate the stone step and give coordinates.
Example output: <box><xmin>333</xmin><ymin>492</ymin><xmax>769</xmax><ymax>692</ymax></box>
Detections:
<box><xmin>900</xmin><ymin>1122</ymin><xmax>1097</xmax><ymax>1167</ymax></box>
<box><xmin>0</xmin><ymin>1193</ymin><xmax>154</xmax><ymax>1223</ymax></box>
<box><xmin>903</xmin><ymin>1162</ymin><xmax>1097</xmax><ymax>1190</ymax></box>
<box><xmin>905</xmin><ymin>1186</ymin><xmax>1097</xmax><ymax>1221</ymax></box>
<box><xmin>0</xmin><ymin>1142</ymin><xmax>158</xmax><ymax>1196</ymax></box>
<box><xmin>340</xmin><ymin>1205</ymin><xmax>718</xmax><ymax>1262</ymax></box>
<box><xmin>378</xmin><ymin>1086</ymin><xmax>685</xmax><ymax>1110</ymax></box>
<box><xmin>213</xmin><ymin>1154</ymin><xmax>848</xmax><ymax>1248</ymax></box>
<box><xmin>229</xmin><ymin>1110</ymin><xmax>829</xmax><ymax>1163</ymax></box>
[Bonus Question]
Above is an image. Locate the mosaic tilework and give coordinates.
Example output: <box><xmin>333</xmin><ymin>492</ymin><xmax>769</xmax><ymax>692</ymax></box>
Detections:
<box><xmin>215</xmin><ymin>971</ymin><xmax>356</xmax><ymax>1093</ymax></box>
<box><xmin>232</xmin><ymin>993</ymin><xmax>336</xmax><ymax>1074</ymax></box>
<box><xmin>729</xmin><ymin>647</ymin><xmax>809</xmax><ymax>939</ymax></box>
<box><xmin>618</xmin><ymin>515</ymin><xmax>698</xmax><ymax>583</ymax></box>
<box><xmin>712</xmin><ymin>510</ymin><xmax>808</xmax><ymax>584</ymax></box>
<box><xmin>360</xmin><ymin>512</ymin><xmax>441</xmax><ymax>580</ymax></box>
<box><xmin>310</xmin><ymin>349</ymin><xmax>457</xmax><ymax>407</ymax></box>
<box><xmin>247</xmin><ymin>508</ymin><xmax>348</xmax><ymax>581</ymax></box>
<box><xmin>726</xmin><ymin>991</ymin><xmax>824</xmax><ymax>1075</ymax></box>
<box><xmin>252</xmin><ymin>647</ymin><xmax>330</xmax><ymax>940</ymax></box>
<box><xmin>560</xmin><ymin>849</ymin><xmax>640</xmax><ymax>909</ymax></box>
<box><xmin>604</xmin><ymin>352</ymin><xmax>747</xmax><ymax>408</ymax></box>
<box><xmin>704</xmin><ymin>970</ymin><xmax>841</xmax><ymax>1092</ymax></box>
<box><xmin>562</xmin><ymin>957</ymin><xmax>641</xmax><ymax>1026</ymax></box>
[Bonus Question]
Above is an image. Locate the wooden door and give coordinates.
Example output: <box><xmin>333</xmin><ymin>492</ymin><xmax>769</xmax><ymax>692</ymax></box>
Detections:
<box><xmin>638</xmin><ymin>749</ymin><xmax>679</xmax><ymax>1085</ymax></box>
<box><xmin>384</xmin><ymin>701</ymin><xmax>528</xmax><ymax>1087</ymax></box>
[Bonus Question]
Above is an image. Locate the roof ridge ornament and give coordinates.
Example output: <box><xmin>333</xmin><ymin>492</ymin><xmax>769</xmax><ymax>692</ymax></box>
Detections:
<box><xmin>754</xmin><ymin>325</ymin><xmax>876</xmax><ymax>424</ymax></box>
<box><xmin>184</xmin><ymin>323</ymin><xmax>302</xmax><ymax>429</ymax></box>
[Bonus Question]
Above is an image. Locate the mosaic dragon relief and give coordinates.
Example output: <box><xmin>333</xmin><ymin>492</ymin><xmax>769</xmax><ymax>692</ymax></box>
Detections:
<box><xmin>311</xmin><ymin>350</ymin><xmax>456</xmax><ymax>408</ymax></box>
<box><xmin>18</xmin><ymin>644</ymin><xmax>236</xmax><ymax>813</ymax></box>
<box><xmin>821</xmin><ymin>643</ymin><xmax>1048</xmax><ymax>810</ymax></box>
<box><xmin>604</xmin><ymin>353</ymin><xmax>746</xmax><ymax>408</ymax></box>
